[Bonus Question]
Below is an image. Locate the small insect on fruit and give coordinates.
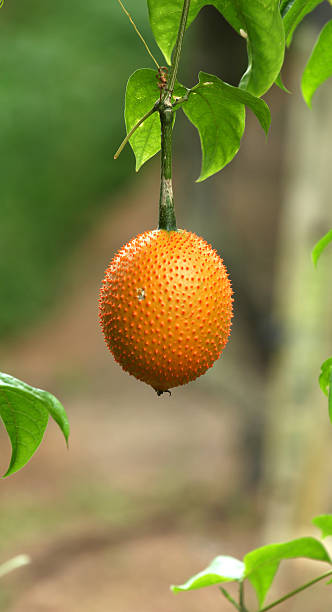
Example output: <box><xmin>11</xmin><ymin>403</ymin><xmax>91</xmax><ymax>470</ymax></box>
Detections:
<box><xmin>99</xmin><ymin>229</ymin><xmax>233</xmax><ymax>394</ymax></box>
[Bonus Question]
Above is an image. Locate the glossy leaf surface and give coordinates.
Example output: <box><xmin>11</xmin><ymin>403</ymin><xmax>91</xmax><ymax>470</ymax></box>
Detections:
<box><xmin>312</xmin><ymin>229</ymin><xmax>332</xmax><ymax>266</ymax></box>
<box><xmin>125</xmin><ymin>69</ymin><xmax>160</xmax><ymax>171</ymax></box>
<box><xmin>313</xmin><ymin>515</ymin><xmax>332</xmax><ymax>539</ymax></box>
<box><xmin>302</xmin><ymin>20</ymin><xmax>332</xmax><ymax>107</ymax></box>
<box><xmin>244</xmin><ymin>537</ymin><xmax>331</xmax><ymax>607</ymax></box>
<box><xmin>148</xmin><ymin>0</ymin><xmax>284</xmax><ymax>96</ymax></box>
<box><xmin>171</xmin><ymin>555</ymin><xmax>245</xmax><ymax>592</ymax></box>
<box><xmin>280</xmin><ymin>0</ymin><xmax>324</xmax><ymax>45</ymax></box>
<box><xmin>181</xmin><ymin>72</ymin><xmax>245</xmax><ymax>181</ymax></box>
<box><xmin>0</xmin><ymin>372</ymin><xmax>69</xmax><ymax>477</ymax></box>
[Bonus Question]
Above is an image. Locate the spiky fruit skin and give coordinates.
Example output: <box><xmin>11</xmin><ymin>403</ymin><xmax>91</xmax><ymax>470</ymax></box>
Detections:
<box><xmin>99</xmin><ymin>229</ymin><xmax>233</xmax><ymax>392</ymax></box>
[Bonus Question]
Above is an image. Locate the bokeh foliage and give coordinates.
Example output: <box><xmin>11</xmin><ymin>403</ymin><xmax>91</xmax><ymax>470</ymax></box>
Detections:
<box><xmin>0</xmin><ymin>0</ymin><xmax>160</xmax><ymax>338</ymax></box>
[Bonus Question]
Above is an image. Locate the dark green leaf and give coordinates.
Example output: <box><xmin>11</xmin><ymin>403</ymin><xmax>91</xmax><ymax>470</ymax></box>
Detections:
<box><xmin>181</xmin><ymin>73</ymin><xmax>246</xmax><ymax>181</ymax></box>
<box><xmin>319</xmin><ymin>358</ymin><xmax>332</xmax><ymax>423</ymax></box>
<box><xmin>280</xmin><ymin>0</ymin><xmax>324</xmax><ymax>45</ymax></box>
<box><xmin>171</xmin><ymin>555</ymin><xmax>245</xmax><ymax>592</ymax></box>
<box><xmin>244</xmin><ymin>537</ymin><xmax>331</xmax><ymax>607</ymax></box>
<box><xmin>313</xmin><ymin>515</ymin><xmax>332</xmax><ymax>539</ymax></box>
<box><xmin>302</xmin><ymin>20</ymin><xmax>332</xmax><ymax>107</ymax></box>
<box><xmin>312</xmin><ymin>229</ymin><xmax>332</xmax><ymax>266</ymax></box>
<box><xmin>148</xmin><ymin>0</ymin><xmax>284</xmax><ymax>97</ymax></box>
<box><xmin>0</xmin><ymin>372</ymin><xmax>69</xmax><ymax>477</ymax></box>
<box><xmin>124</xmin><ymin>69</ymin><xmax>161</xmax><ymax>171</ymax></box>
<box><xmin>195</xmin><ymin>72</ymin><xmax>271</xmax><ymax>134</ymax></box>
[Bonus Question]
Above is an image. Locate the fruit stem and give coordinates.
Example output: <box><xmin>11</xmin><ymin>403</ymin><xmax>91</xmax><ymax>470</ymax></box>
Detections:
<box><xmin>158</xmin><ymin>101</ymin><xmax>176</xmax><ymax>231</ymax></box>
<box><xmin>158</xmin><ymin>0</ymin><xmax>191</xmax><ymax>231</ymax></box>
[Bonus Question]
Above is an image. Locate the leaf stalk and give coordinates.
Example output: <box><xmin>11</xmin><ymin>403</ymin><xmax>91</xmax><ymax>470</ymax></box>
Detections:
<box><xmin>220</xmin><ymin>586</ymin><xmax>242</xmax><ymax>611</ymax></box>
<box><xmin>114</xmin><ymin>103</ymin><xmax>159</xmax><ymax>160</ymax></box>
<box><xmin>259</xmin><ymin>569</ymin><xmax>332</xmax><ymax>612</ymax></box>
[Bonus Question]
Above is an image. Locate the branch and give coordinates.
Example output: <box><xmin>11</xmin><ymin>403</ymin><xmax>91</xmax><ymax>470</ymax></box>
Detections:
<box><xmin>114</xmin><ymin>103</ymin><xmax>159</xmax><ymax>159</ymax></box>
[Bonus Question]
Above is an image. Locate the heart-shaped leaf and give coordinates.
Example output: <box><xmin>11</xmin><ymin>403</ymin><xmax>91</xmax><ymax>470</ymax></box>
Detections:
<box><xmin>313</xmin><ymin>515</ymin><xmax>332</xmax><ymax>539</ymax></box>
<box><xmin>244</xmin><ymin>537</ymin><xmax>331</xmax><ymax>607</ymax></box>
<box><xmin>125</xmin><ymin>69</ymin><xmax>161</xmax><ymax>171</ymax></box>
<box><xmin>181</xmin><ymin>73</ymin><xmax>245</xmax><ymax>181</ymax></box>
<box><xmin>0</xmin><ymin>372</ymin><xmax>69</xmax><ymax>477</ymax></box>
<box><xmin>171</xmin><ymin>555</ymin><xmax>245</xmax><ymax>592</ymax></box>
<box><xmin>302</xmin><ymin>20</ymin><xmax>332</xmax><ymax>108</ymax></box>
<box><xmin>124</xmin><ymin>68</ymin><xmax>185</xmax><ymax>171</ymax></box>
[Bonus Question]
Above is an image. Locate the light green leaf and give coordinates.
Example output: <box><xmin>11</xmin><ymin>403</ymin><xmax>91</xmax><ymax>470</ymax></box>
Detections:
<box><xmin>148</xmin><ymin>0</ymin><xmax>284</xmax><ymax>97</ymax></box>
<box><xmin>181</xmin><ymin>73</ymin><xmax>245</xmax><ymax>181</ymax></box>
<box><xmin>319</xmin><ymin>359</ymin><xmax>332</xmax><ymax>396</ymax></box>
<box><xmin>302</xmin><ymin>20</ymin><xmax>332</xmax><ymax>107</ymax></box>
<box><xmin>312</xmin><ymin>229</ymin><xmax>332</xmax><ymax>266</ymax></box>
<box><xmin>280</xmin><ymin>0</ymin><xmax>324</xmax><ymax>45</ymax></box>
<box><xmin>319</xmin><ymin>358</ymin><xmax>332</xmax><ymax>423</ymax></box>
<box><xmin>244</xmin><ymin>537</ymin><xmax>331</xmax><ymax>607</ymax></box>
<box><xmin>0</xmin><ymin>372</ymin><xmax>69</xmax><ymax>477</ymax></box>
<box><xmin>313</xmin><ymin>515</ymin><xmax>332</xmax><ymax>539</ymax></box>
<box><xmin>125</xmin><ymin>69</ymin><xmax>161</xmax><ymax>171</ymax></box>
<box><xmin>171</xmin><ymin>555</ymin><xmax>245</xmax><ymax>592</ymax></box>
<box><xmin>0</xmin><ymin>555</ymin><xmax>30</xmax><ymax>579</ymax></box>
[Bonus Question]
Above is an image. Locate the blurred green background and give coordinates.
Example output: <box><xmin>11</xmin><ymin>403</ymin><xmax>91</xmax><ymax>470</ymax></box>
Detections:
<box><xmin>1</xmin><ymin>2</ymin><xmax>332</xmax><ymax>612</ymax></box>
<box><xmin>0</xmin><ymin>0</ymin><xmax>157</xmax><ymax>338</ymax></box>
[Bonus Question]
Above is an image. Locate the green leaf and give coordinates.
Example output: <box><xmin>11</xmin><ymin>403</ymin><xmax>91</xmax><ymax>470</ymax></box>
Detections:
<box><xmin>234</xmin><ymin>0</ymin><xmax>285</xmax><ymax>97</ymax></box>
<box><xmin>312</xmin><ymin>229</ymin><xmax>332</xmax><ymax>266</ymax></box>
<box><xmin>319</xmin><ymin>358</ymin><xmax>332</xmax><ymax>396</ymax></box>
<box><xmin>244</xmin><ymin>537</ymin><xmax>331</xmax><ymax>607</ymax></box>
<box><xmin>302</xmin><ymin>20</ymin><xmax>332</xmax><ymax>108</ymax></box>
<box><xmin>148</xmin><ymin>0</ymin><xmax>284</xmax><ymax>97</ymax></box>
<box><xmin>0</xmin><ymin>372</ymin><xmax>69</xmax><ymax>477</ymax></box>
<box><xmin>124</xmin><ymin>69</ymin><xmax>161</xmax><ymax>171</ymax></box>
<box><xmin>181</xmin><ymin>73</ymin><xmax>245</xmax><ymax>181</ymax></box>
<box><xmin>313</xmin><ymin>515</ymin><xmax>332</xmax><ymax>539</ymax></box>
<box><xmin>275</xmin><ymin>72</ymin><xmax>291</xmax><ymax>93</ymax></box>
<box><xmin>181</xmin><ymin>72</ymin><xmax>270</xmax><ymax>180</ymax></box>
<box><xmin>171</xmin><ymin>555</ymin><xmax>245</xmax><ymax>592</ymax></box>
<box><xmin>319</xmin><ymin>358</ymin><xmax>332</xmax><ymax>423</ymax></box>
<box><xmin>280</xmin><ymin>0</ymin><xmax>324</xmax><ymax>45</ymax></box>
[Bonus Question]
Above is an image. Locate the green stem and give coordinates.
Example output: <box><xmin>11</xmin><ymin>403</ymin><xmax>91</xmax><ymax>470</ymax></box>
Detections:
<box><xmin>172</xmin><ymin>87</ymin><xmax>192</xmax><ymax>109</ymax></box>
<box><xmin>158</xmin><ymin>102</ymin><xmax>176</xmax><ymax>230</ymax></box>
<box><xmin>239</xmin><ymin>582</ymin><xmax>249</xmax><ymax>612</ymax></box>
<box><xmin>167</xmin><ymin>0</ymin><xmax>191</xmax><ymax>96</ymax></box>
<box><xmin>114</xmin><ymin>103</ymin><xmax>159</xmax><ymax>159</ymax></box>
<box><xmin>260</xmin><ymin>570</ymin><xmax>332</xmax><ymax>612</ymax></box>
<box><xmin>219</xmin><ymin>587</ymin><xmax>241</xmax><ymax>611</ymax></box>
<box><xmin>158</xmin><ymin>0</ymin><xmax>191</xmax><ymax>230</ymax></box>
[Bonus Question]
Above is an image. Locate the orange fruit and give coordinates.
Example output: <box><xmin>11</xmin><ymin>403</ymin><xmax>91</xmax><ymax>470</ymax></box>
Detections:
<box><xmin>99</xmin><ymin>229</ymin><xmax>233</xmax><ymax>393</ymax></box>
